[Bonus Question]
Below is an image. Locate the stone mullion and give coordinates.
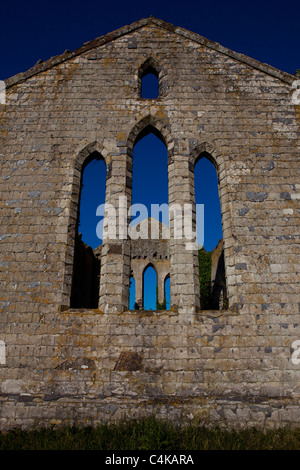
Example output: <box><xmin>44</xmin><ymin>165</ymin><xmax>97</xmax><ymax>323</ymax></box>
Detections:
<box><xmin>156</xmin><ymin>270</ymin><xmax>165</xmax><ymax>305</ymax></box>
<box><xmin>218</xmin><ymin>159</ymin><xmax>240</xmax><ymax>309</ymax></box>
<box><xmin>168</xmin><ymin>156</ymin><xmax>200</xmax><ymax>313</ymax></box>
<box><xmin>99</xmin><ymin>152</ymin><xmax>130</xmax><ymax>313</ymax></box>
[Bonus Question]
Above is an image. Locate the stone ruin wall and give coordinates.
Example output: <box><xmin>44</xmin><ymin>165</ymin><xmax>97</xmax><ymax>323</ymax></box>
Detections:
<box><xmin>0</xmin><ymin>18</ymin><xmax>299</xmax><ymax>430</ymax></box>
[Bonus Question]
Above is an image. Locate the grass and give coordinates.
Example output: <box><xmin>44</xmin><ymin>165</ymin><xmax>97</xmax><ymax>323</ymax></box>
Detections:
<box><xmin>0</xmin><ymin>417</ymin><xmax>300</xmax><ymax>450</ymax></box>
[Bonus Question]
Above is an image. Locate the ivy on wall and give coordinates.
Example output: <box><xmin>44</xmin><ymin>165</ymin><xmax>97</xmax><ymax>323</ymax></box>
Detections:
<box><xmin>156</xmin><ymin>287</ymin><xmax>167</xmax><ymax>310</ymax></box>
<box><xmin>198</xmin><ymin>247</ymin><xmax>213</xmax><ymax>310</ymax></box>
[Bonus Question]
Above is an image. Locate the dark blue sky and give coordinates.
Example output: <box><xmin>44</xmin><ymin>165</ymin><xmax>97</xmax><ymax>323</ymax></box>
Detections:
<box><xmin>0</xmin><ymin>0</ymin><xmax>299</xmax><ymax>80</ymax></box>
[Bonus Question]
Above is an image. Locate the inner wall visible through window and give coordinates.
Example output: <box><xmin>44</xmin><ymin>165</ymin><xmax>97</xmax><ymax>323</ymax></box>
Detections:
<box><xmin>164</xmin><ymin>276</ymin><xmax>170</xmax><ymax>310</ymax></box>
<box><xmin>143</xmin><ymin>265</ymin><xmax>157</xmax><ymax>310</ymax></box>
<box><xmin>129</xmin><ymin>276</ymin><xmax>136</xmax><ymax>310</ymax></box>
<box><xmin>194</xmin><ymin>156</ymin><xmax>227</xmax><ymax>311</ymax></box>
<box><xmin>130</xmin><ymin>130</ymin><xmax>169</xmax><ymax>310</ymax></box>
<box><xmin>70</xmin><ymin>155</ymin><xmax>106</xmax><ymax>308</ymax></box>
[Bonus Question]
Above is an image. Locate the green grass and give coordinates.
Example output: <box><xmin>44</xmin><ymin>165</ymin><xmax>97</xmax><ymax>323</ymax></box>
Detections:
<box><xmin>0</xmin><ymin>417</ymin><xmax>300</xmax><ymax>450</ymax></box>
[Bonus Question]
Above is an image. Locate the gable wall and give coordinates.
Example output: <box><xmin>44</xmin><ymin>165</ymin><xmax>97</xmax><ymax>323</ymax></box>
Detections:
<box><xmin>0</xmin><ymin>23</ymin><xmax>299</xmax><ymax>429</ymax></box>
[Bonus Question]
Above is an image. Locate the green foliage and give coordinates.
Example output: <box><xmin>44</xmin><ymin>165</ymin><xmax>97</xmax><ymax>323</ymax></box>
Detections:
<box><xmin>156</xmin><ymin>298</ymin><xmax>167</xmax><ymax>310</ymax></box>
<box><xmin>198</xmin><ymin>247</ymin><xmax>212</xmax><ymax>309</ymax></box>
<box><xmin>156</xmin><ymin>287</ymin><xmax>166</xmax><ymax>310</ymax></box>
<box><xmin>0</xmin><ymin>417</ymin><xmax>300</xmax><ymax>450</ymax></box>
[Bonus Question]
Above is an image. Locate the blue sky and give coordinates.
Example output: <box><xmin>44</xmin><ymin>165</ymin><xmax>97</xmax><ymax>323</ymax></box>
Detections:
<box><xmin>78</xmin><ymin>133</ymin><xmax>222</xmax><ymax>253</ymax></box>
<box><xmin>0</xmin><ymin>0</ymin><xmax>299</xmax><ymax>80</ymax></box>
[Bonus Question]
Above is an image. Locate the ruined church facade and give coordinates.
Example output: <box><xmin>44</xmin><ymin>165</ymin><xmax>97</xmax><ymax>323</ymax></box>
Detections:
<box><xmin>0</xmin><ymin>17</ymin><xmax>299</xmax><ymax>430</ymax></box>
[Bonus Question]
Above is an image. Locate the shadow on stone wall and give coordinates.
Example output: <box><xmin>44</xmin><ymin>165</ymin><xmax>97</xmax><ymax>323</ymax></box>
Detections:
<box><xmin>70</xmin><ymin>234</ymin><xmax>100</xmax><ymax>308</ymax></box>
<box><xmin>199</xmin><ymin>240</ymin><xmax>227</xmax><ymax>310</ymax></box>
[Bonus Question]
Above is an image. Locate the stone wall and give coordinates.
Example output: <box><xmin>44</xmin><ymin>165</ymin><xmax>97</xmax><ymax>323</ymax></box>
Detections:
<box><xmin>0</xmin><ymin>17</ymin><xmax>299</xmax><ymax>430</ymax></box>
<box><xmin>130</xmin><ymin>218</ymin><xmax>169</xmax><ymax>308</ymax></box>
<box><xmin>1</xmin><ymin>309</ymin><xmax>300</xmax><ymax>430</ymax></box>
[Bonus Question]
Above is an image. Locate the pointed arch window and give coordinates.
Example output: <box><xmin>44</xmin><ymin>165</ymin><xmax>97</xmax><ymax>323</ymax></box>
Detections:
<box><xmin>143</xmin><ymin>264</ymin><xmax>157</xmax><ymax>310</ymax></box>
<box><xmin>164</xmin><ymin>274</ymin><xmax>170</xmax><ymax>310</ymax></box>
<box><xmin>138</xmin><ymin>59</ymin><xmax>160</xmax><ymax>99</ymax></box>
<box><xmin>130</xmin><ymin>126</ymin><xmax>168</xmax><ymax>222</ymax></box>
<box><xmin>70</xmin><ymin>151</ymin><xmax>106</xmax><ymax>309</ymax></box>
<box><xmin>129</xmin><ymin>275</ymin><xmax>136</xmax><ymax>310</ymax></box>
<box><xmin>126</xmin><ymin>116</ymin><xmax>173</xmax><ymax>311</ymax></box>
<box><xmin>194</xmin><ymin>152</ymin><xmax>227</xmax><ymax>310</ymax></box>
